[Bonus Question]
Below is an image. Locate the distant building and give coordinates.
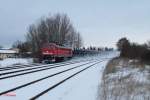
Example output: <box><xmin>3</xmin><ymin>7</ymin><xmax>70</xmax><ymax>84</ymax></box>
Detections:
<box><xmin>0</xmin><ymin>49</ymin><xmax>19</xmax><ymax>60</ymax></box>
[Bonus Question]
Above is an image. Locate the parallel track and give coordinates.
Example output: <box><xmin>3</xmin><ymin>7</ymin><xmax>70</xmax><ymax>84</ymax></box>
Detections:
<box><xmin>0</xmin><ymin>60</ymin><xmax>99</xmax><ymax>96</ymax></box>
<box><xmin>0</xmin><ymin>59</ymin><xmax>94</xmax><ymax>71</ymax></box>
<box><xmin>0</xmin><ymin>58</ymin><xmax>110</xmax><ymax>100</ymax></box>
<box><xmin>0</xmin><ymin>59</ymin><xmax>97</xmax><ymax>80</ymax></box>
<box><xmin>0</xmin><ymin>63</ymin><xmax>45</xmax><ymax>71</ymax></box>
<box><xmin>30</xmin><ymin>61</ymin><xmax>102</xmax><ymax>100</ymax></box>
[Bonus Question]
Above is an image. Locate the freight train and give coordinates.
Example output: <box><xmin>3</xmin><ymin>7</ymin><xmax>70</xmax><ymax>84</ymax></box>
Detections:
<box><xmin>41</xmin><ymin>43</ymin><xmax>73</xmax><ymax>63</ymax></box>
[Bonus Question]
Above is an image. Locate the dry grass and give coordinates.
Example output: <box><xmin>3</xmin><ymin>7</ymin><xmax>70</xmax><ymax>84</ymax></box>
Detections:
<box><xmin>98</xmin><ymin>57</ymin><xmax>150</xmax><ymax>100</ymax></box>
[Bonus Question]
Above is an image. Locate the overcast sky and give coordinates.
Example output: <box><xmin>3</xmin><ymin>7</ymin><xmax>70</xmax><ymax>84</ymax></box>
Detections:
<box><xmin>0</xmin><ymin>0</ymin><xmax>150</xmax><ymax>48</ymax></box>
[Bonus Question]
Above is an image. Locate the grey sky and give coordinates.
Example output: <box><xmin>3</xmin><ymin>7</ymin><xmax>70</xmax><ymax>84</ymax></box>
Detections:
<box><xmin>0</xmin><ymin>0</ymin><xmax>150</xmax><ymax>48</ymax></box>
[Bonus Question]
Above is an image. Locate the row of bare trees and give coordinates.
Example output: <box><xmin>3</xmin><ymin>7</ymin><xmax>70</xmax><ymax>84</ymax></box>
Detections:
<box><xmin>13</xmin><ymin>13</ymin><xmax>83</xmax><ymax>57</ymax></box>
<box><xmin>117</xmin><ymin>37</ymin><xmax>150</xmax><ymax>61</ymax></box>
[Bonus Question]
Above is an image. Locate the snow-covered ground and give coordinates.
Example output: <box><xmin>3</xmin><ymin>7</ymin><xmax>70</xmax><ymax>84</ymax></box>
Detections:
<box><xmin>0</xmin><ymin>51</ymin><xmax>119</xmax><ymax>100</ymax></box>
<box><xmin>0</xmin><ymin>58</ymin><xmax>33</xmax><ymax>68</ymax></box>
<box><xmin>100</xmin><ymin>57</ymin><xmax>150</xmax><ymax>100</ymax></box>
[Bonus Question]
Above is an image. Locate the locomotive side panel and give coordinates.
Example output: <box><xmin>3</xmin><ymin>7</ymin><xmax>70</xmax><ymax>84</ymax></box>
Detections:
<box><xmin>57</xmin><ymin>48</ymin><xmax>72</xmax><ymax>57</ymax></box>
<box><xmin>41</xmin><ymin>43</ymin><xmax>73</xmax><ymax>62</ymax></box>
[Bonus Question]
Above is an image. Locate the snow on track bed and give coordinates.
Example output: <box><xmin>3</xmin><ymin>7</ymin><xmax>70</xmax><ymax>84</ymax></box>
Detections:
<box><xmin>0</xmin><ymin>51</ymin><xmax>119</xmax><ymax>100</ymax></box>
<box><xmin>0</xmin><ymin>58</ymin><xmax>95</xmax><ymax>71</ymax></box>
<box><xmin>0</xmin><ymin>58</ymin><xmax>33</xmax><ymax>68</ymax></box>
<box><xmin>0</xmin><ymin>59</ymin><xmax>96</xmax><ymax>80</ymax></box>
<box><xmin>0</xmin><ymin>60</ymin><xmax>97</xmax><ymax>91</ymax></box>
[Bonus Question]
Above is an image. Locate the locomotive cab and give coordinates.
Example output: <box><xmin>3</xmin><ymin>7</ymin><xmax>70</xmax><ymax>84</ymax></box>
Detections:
<box><xmin>41</xmin><ymin>43</ymin><xmax>72</xmax><ymax>63</ymax></box>
<box><xmin>41</xmin><ymin>43</ymin><xmax>57</xmax><ymax>63</ymax></box>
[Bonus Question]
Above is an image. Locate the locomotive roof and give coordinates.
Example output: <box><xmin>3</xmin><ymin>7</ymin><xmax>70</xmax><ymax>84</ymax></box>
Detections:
<box><xmin>43</xmin><ymin>43</ymin><xmax>72</xmax><ymax>49</ymax></box>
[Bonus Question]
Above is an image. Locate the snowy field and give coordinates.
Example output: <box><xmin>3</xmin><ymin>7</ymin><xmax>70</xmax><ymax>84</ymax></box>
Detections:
<box><xmin>0</xmin><ymin>51</ymin><xmax>119</xmax><ymax>100</ymax></box>
<box><xmin>100</xmin><ymin>57</ymin><xmax>150</xmax><ymax>100</ymax></box>
<box><xmin>0</xmin><ymin>58</ymin><xmax>33</xmax><ymax>68</ymax></box>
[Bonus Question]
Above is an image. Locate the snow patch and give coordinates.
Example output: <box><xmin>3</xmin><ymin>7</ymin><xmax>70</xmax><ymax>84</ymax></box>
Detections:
<box><xmin>100</xmin><ymin>58</ymin><xmax>150</xmax><ymax>100</ymax></box>
<box><xmin>0</xmin><ymin>58</ymin><xmax>33</xmax><ymax>67</ymax></box>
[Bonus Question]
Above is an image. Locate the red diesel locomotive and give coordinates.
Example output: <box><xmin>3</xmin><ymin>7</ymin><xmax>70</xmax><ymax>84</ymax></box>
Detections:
<box><xmin>41</xmin><ymin>43</ymin><xmax>73</xmax><ymax>62</ymax></box>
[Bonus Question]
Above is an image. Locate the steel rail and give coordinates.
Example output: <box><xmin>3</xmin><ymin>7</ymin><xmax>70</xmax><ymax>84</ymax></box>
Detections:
<box><xmin>30</xmin><ymin>60</ymin><xmax>102</xmax><ymax>100</ymax></box>
<box><xmin>0</xmin><ymin>59</ymin><xmax>93</xmax><ymax>71</ymax></box>
<box><xmin>0</xmin><ymin>60</ymin><xmax>98</xmax><ymax>96</ymax></box>
<box><xmin>0</xmin><ymin>59</ymin><xmax>97</xmax><ymax>80</ymax></box>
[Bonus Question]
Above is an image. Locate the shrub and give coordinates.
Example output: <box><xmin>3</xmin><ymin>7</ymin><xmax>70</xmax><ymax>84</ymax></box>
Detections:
<box><xmin>117</xmin><ymin>37</ymin><xmax>150</xmax><ymax>61</ymax></box>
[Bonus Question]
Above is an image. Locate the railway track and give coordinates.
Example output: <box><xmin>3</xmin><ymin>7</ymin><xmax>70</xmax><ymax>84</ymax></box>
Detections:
<box><xmin>0</xmin><ymin>59</ymin><xmax>99</xmax><ymax>80</ymax></box>
<box><xmin>30</xmin><ymin>61</ymin><xmax>102</xmax><ymax>100</ymax></box>
<box><xmin>0</xmin><ymin>58</ymin><xmax>110</xmax><ymax>100</ymax></box>
<box><xmin>0</xmin><ymin>58</ymin><xmax>95</xmax><ymax>71</ymax></box>
<box><xmin>0</xmin><ymin>60</ymin><xmax>99</xmax><ymax>95</ymax></box>
<box><xmin>0</xmin><ymin>63</ymin><xmax>45</xmax><ymax>71</ymax></box>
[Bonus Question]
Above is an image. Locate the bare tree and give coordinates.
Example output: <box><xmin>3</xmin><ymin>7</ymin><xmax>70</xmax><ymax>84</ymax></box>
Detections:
<box><xmin>26</xmin><ymin>13</ymin><xmax>83</xmax><ymax>56</ymax></box>
<box><xmin>12</xmin><ymin>40</ymin><xmax>31</xmax><ymax>53</ymax></box>
<box><xmin>116</xmin><ymin>37</ymin><xmax>130</xmax><ymax>51</ymax></box>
